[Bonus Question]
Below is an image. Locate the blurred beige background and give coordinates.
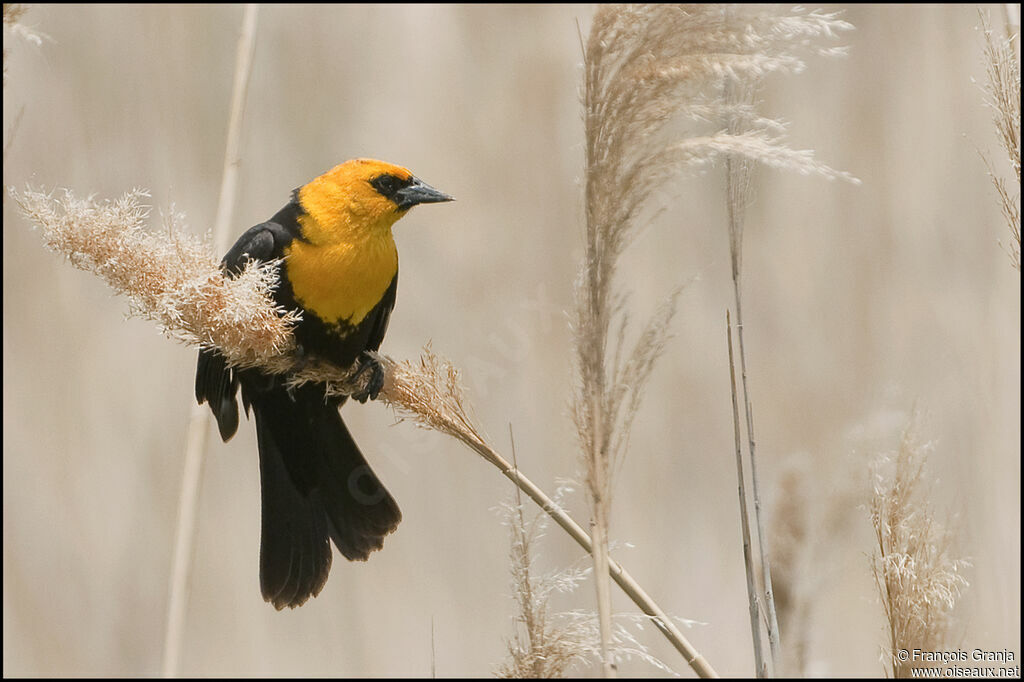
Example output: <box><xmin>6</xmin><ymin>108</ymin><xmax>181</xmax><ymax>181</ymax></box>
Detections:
<box><xmin>3</xmin><ymin>4</ymin><xmax>1019</xmax><ymax>677</ymax></box>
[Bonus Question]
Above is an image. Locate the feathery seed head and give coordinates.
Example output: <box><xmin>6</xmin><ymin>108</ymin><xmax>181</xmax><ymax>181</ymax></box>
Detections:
<box><xmin>870</xmin><ymin>418</ymin><xmax>970</xmax><ymax>678</ymax></box>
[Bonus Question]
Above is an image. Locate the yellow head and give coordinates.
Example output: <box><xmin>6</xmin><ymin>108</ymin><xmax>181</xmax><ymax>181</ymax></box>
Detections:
<box><xmin>296</xmin><ymin>158</ymin><xmax>453</xmax><ymax>245</ymax></box>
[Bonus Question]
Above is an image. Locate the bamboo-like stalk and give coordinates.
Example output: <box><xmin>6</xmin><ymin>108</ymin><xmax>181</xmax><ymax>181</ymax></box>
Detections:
<box><xmin>724</xmin><ymin>76</ymin><xmax>781</xmax><ymax>677</ymax></box>
<box><xmin>162</xmin><ymin>5</ymin><xmax>258</xmax><ymax>677</ymax></box>
<box><xmin>727</xmin><ymin>310</ymin><xmax>766</xmax><ymax>677</ymax></box>
<box><xmin>730</xmin><ymin>274</ymin><xmax>782</xmax><ymax>674</ymax></box>
<box><xmin>591</xmin><ymin>512</ymin><xmax>616</xmax><ymax>676</ymax></box>
<box><xmin>589</xmin><ymin>396</ymin><xmax>616</xmax><ymax>677</ymax></box>
<box><xmin>431</xmin><ymin>617</ymin><xmax>437</xmax><ymax>679</ymax></box>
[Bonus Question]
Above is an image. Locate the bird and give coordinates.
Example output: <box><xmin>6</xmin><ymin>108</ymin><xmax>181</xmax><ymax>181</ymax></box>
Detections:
<box><xmin>195</xmin><ymin>158</ymin><xmax>453</xmax><ymax>609</ymax></box>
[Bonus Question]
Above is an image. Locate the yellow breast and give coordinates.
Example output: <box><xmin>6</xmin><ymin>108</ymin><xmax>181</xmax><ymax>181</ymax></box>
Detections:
<box><xmin>284</xmin><ymin>218</ymin><xmax>398</xmax><ymax>327</ymax></box>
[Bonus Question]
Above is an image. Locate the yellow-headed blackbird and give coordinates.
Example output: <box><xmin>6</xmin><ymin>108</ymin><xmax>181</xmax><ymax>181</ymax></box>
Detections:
<box><xmin>195</xmin><ymin>159</ymin><xmax>452</xmax><ymax>609</ymax></box>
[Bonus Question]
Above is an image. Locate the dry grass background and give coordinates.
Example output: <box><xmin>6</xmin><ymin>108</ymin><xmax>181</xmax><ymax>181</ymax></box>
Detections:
<box><xmin>2</xmin><ymin>4</ymin><xmax>1019</xmax><ymax>677</ymax></box>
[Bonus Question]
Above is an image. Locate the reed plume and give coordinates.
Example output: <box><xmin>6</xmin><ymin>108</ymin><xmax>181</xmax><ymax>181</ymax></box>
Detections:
<box><xmin>978</xmin><ymin>8</ymin><xmax>1021</xmax><ymax>270</ymax></box>
<box><xmin>497</xmin><ymin>481</ymin><xmax>593</xmax><ymax>679</ymax></box>
<box><xmin>13</xmin><ymin>187</ymin><xmax>298</xmax><ymax>369</ymax></box>
<box><xmin>496</xmin><ymin>483</ymin><xmax>678</xmax><ymax>678</ymax></box>
<box><xmin>870</xmin><ymin>417</ymin><xmax>970</xmax><ymax>678</ymax></box>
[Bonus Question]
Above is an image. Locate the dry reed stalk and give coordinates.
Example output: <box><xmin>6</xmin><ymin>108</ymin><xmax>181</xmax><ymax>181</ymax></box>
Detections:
<box><xmin>162</xmin><ymin>5</ymin><xmax>259</xmax><ymax>677</ymax></box>
<box><xmin>869</xmin><ymin>417</ymin><xmax>970</xmax><ymax>678</ymax></box>
<box><xmin>579</xmin><ymin>4</ymin><xmax>855</xmax><ymax>677</ymax></box>
<box><xmin>978</xmin><ymin>8</ymin><xmax>1021</xmax><ymax>270</ymax></box>
<box><xmin>727</xmin><ymin>311</ymin><xmax>765</xmax><ymax>675</ymax></box>
<box><xmin>710</xmin><ymin>6</ymin><xmax>859</xmax><ymax>675</ymax></box>
<box><xmin>727</xmin><ymin>158</ymin><xmax>781</xmax><ymax>677</ymax></box>
<box><xmin>578</xmin><ymin>6</ymin><xmax>692</xmax><ymax>672</ymax></box>
<box><xmin>717</xmin><ymin>8</ymin><xmax>856</xmax><ymax>675</ymax></box>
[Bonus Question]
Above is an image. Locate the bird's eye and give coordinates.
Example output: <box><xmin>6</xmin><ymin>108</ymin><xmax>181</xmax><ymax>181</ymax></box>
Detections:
<box><xmin>371</xmin><ymin>174</ymin><xmax>400</xmax><ymax>197</ymax></box>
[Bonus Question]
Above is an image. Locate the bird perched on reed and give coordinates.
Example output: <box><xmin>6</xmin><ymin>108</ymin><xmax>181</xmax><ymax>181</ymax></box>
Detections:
<box><xmin>195</xmin><ymin>158</ymin><xmax>453</xmax><ymax>609</ymax></box>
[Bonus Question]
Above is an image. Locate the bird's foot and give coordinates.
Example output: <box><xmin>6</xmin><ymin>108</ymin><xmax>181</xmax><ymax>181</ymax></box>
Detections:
<box><xmin>350</xmin><ymin>351</ymin><xmax>385</xmax><ymax>403</ymax></box>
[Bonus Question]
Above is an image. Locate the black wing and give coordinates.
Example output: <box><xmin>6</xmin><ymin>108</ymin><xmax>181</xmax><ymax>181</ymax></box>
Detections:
<box><xmin>222</xmin><ymin>213</ymin><xmax>300</xmax><ymax>273</ymax></box>
<box><xmin>364</xmin><ymin>270</ymin><xmax>397</xmax><ymax>354</ymax></box>
<box><xmin>195</xmin><ymin>213</ymin><xmax>301</xmax><ymax>441</ymax></box>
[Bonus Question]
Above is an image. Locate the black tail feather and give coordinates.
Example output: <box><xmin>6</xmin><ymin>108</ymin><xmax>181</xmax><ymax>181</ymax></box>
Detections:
<box><xmin>310</xmin><ymin>406</ymin><xmax>403</xmax><ymax>560</ymax></box>
<box><xmin>254</xmin><ymin>410</ymin><xmax>332</xmax><ymax>609</ymax></box>
<box><xmin>252</xmin><ymin>387</ymin><xmax>401</xmax><ymax>609</ymax></box>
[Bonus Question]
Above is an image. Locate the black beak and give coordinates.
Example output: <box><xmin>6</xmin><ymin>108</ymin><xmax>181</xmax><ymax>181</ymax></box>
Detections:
<box><xmin>394</xmin><ymin>177</ymin><xmax>454</xmax><ymax>210</ymax></box>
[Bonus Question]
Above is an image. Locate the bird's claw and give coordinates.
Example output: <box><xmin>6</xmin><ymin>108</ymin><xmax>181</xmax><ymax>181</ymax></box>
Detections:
<box><xmin>350</xmin><ymin>352</ymin><xmax>384</xmax><ymax>403</ymax></box>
